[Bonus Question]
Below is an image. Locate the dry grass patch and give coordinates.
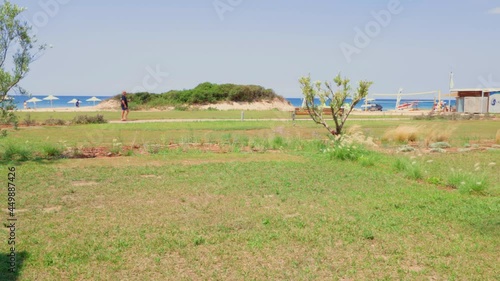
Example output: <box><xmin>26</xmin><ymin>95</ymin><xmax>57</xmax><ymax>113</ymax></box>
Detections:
<box><xmin>496</xmin><ymin>129</ymin><xmax>500</xmax><ymax>144</ymax></box>
<box><xmin>382</xmin><ymin>125</ymin><xmax>420</xmax><ymax>143</ymax></box>
<box><xmin>423</xmin><ymin>125</ymin><xmax>456</xmax><ymax>146</ymax></box>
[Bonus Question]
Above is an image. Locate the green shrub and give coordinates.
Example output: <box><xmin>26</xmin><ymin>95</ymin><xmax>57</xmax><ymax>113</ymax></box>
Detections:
<box><xmin>327</xmin><ymin>143</ymin><xmax>367</xmax><ymax>161</ymax></box>
<box><xmin>271</xmin><ymin>136</ymin><xmax>286</xmax><ymax>150</ymax></box>
<box><xmin>72</xmin><ymin>114</ymin><xmax>107</xmax><ymax>124</ymax></box>
<box><xmin>22</xmin><ymin>114</ymin><xmax>37</xmax><ymax>126</ymax></box>
<box><xmin>42</xmin><ymin>144</ymin><xmax>64</xmax><ymax>159</ymax></box>
<box><xmin>0</xmin><ymin>107</ymin><xmax>18</xmax><ymax>127</ymax></box>
<box><xmin>2</xmin><ymin>143</ymin><xmax>32</xmax><ymax>161</ymax></box>
<box><xmin>44</xmin><ymin>118</ymin><xmax>66</xmax><ymax>126</ymax></box>
<box><xmin>113</xmin><ymin>83</ymin><xmax>286</xmax><ymax>107</ymax></box>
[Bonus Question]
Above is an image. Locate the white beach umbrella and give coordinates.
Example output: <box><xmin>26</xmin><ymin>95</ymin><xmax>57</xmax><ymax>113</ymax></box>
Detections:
<box><xmin>43</xmin><ymin>94</ymin><xmax>59</xmax><ymax>108</ymax></box>
<box><xmin>67</xmin><ymin>98</ymin><xmax>78</xmax><ymax>104</ymax></box>
<box><xmin>26</xmin><ymin>97</ymin><xmax>42</xmax><ymax>109</ymax></box>
<box><xmin>86</xmin><ymin>96</ymin><xmax>101</xmax><ymax>106</ymax></box>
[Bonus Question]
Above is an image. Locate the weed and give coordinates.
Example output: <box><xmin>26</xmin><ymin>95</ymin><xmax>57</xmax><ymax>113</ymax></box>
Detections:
<box><xmin>426</xmin><ymin>176</ymin><xmax>444</xmax><ymax>185</ymax></box>
<box><xmin>424</xmin><ymin>126</ymin><xmax>454</xmax><ymax>145</ymax></box>
<box><xmin>67</xmin><ymin>146</ymin><xmax>84</xmax><ymax>158</ymax></box>
<box><xmin>271</xmin><ymin>135</ymin><xmax>286</xmax><ymax>150</ymax></box>
<box><xmin>394</xmin><ymin>158</ymin><xmax>423</xmax><ymax>180</ymax></box>
<box><xmin>22</xmin><ymin>114</ymin><xmax>37</xmax><ymax>126</ymax></box>
<box><xmin>447</xmin><ymin>171</ymin><xmax>488</xmax><ymax>194</ymax></box>
<box><xmin>327</xmin><ymin>142</ymin><xmax>368</xmax><ymax>162</ymax></box>
<box><xmin>43</xmin><ymin>118</ymin><xmax>66</xmax><ymax>126</ymax></box>
<box><xmin>358</xmin><ymin>154</ymin><xmax>376</xmax><ymax>167</ymax></box>
<box><xmin>194</xmin><ymin>236</ymin><xmax>205</xmax><ymax>246</ymax></box>
<box><xmin>406</xmin><ymin>164</ymin><xmax>423</xmax><ymax>180</ymax></box>
<box><xmin>363</xmin><ymin>230</ymin><xmax>375</xmax><ymax>240</ymax></box>
<box><xmin>2</xmin><ymin>142</ymin><xmax>32</xmax><ymax>161</ymax></box>
<box><xmin>145</xmin><ymin>143</ymin><xmax>162</xmax><ymax>154</ymax></box>
<box><xmin>42</xmin><ymin>144</ymin><xmax>64</xmax><ymax>159</ymax></box>
<box><xmin>110</xmin><ymin>139</ymin><xmax>123</xmax><ymax>155</ymax></box>
<box><xmin>72</xmin><ymin>114</ymin><xmax>107</xmax><ymax>124</ymax></box>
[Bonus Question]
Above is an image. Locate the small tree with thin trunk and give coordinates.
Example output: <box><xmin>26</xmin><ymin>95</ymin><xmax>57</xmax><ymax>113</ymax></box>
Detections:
<box><xmin>0</xmin><ymin>0</ymin><xmax>46</xmax><ymax>124</ymax></box>
<box><xmin>299</xmin><ymin>74</ymin><xmax>372</xmax><ymax>136</ymax></box>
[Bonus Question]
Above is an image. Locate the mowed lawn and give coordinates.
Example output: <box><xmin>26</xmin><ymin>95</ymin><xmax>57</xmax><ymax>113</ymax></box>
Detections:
<box><xmin>1</xmin><ymin>117</ymin><xmax>499</xmax><ymax>280</ymax></box>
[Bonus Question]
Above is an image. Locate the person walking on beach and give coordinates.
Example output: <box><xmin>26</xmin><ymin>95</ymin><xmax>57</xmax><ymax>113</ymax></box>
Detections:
<box><xmin>76</xmin><ymin>99</ymin><xmax>80</xmax><ymax>108</ymax></box>
<box><xmin>121</xmin><ymin>91</ymin><xmax>129</xmax><ymax>121</ymax></box>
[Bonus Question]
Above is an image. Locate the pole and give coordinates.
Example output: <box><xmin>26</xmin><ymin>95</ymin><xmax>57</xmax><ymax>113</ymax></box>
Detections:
<box><xmin>448</xmin><ymin>72</ymin><xmax>453</xmax><ymax>111</ymax></box>
<box><xmin>481</xmin><ymin>91</ymin><xmax>484</xmax><ymax>114</ymax></box>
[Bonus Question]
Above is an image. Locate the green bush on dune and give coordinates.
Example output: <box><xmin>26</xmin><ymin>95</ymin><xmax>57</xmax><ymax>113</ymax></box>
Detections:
<box><xmin>113</xmin><ymin>82</ymin><xmax>285</xmax><ymax>108</ymax></box>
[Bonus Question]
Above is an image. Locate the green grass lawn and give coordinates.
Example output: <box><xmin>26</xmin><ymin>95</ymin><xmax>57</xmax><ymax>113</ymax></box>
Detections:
<box><xmin>0</xmin><ymin>117</ymin><xmax>499</xmax><ymax>280</ymax></box>
<box><xmin>14</xmin><ymin>109</ymin><xmax>415</xmax><ymax>123</ymax></box>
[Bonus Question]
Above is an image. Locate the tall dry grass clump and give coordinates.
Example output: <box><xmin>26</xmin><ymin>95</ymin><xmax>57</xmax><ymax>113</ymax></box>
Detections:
<box><xmin>424</xmin><ymin>125</ymin><xmax>456</xmax><ymax>146</ymax></box>
<box><xmin>382</xmin><ymin>126</ymin><xmax>420</xmax><ymax>143</ymax></box>
<box><xmin>496</xmin><ymin>129</ymin><xmax>500</xmax><ymax>144</ymax></box>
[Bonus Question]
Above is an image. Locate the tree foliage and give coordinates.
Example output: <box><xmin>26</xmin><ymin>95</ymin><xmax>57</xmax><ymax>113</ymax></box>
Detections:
<box><xmin>0</xmin><ymin>0</ymin><xmax>46</xmax><ymax>123</ymax></box>
<box><xmin>117</xmin><ymin>82</ymin><xmax>284</xmax><ymax>107</ymax></box>
<box><xmin>299</xmin><ymin>74</ymin><xmax>372</xmax><ymax>136</ymax></box>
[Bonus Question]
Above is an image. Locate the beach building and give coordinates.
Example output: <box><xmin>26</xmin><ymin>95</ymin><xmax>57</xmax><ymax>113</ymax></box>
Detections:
<box><xmin>449</xmin><ymin>88</ymin><xmax>500</xmax><ymax>113</ymax></box>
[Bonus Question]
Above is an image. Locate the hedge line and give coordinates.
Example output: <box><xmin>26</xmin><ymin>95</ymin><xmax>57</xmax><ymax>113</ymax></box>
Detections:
<box><xmin>114</xmin><ymin>82</ymin><xmax>285</xmax><ymax>106</ymax></box>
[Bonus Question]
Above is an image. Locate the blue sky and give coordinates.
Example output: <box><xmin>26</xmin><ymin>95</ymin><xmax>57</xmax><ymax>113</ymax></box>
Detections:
<box><xmin>13</xmin><ymin>0</ymin><xmax>500</xmax><ymax>98</ymax></box>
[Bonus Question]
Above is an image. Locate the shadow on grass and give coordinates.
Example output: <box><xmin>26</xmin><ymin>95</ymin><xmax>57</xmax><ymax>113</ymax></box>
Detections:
<box><xmin>0</xmin><ymin>251</ymin><xmax>28</xmax><ymax>281</ymax></box>
<box><xmin>0</xmin><ymin>158</ymin><xmax>63</xmax><ymax>166</ymax></box>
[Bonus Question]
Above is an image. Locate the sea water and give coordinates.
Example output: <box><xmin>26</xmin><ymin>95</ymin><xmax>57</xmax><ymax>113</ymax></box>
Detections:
<box><xmin>286</xmin><ymin>98</ymin><xmax>456</xmax><ymax>111</ymax></box>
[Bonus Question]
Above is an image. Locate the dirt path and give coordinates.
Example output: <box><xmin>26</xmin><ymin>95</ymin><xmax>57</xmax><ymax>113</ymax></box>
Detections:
<box><xmin>108</xmin><ymin>118</ymin><xmax>409</xmax><ymax>124</ymax></box>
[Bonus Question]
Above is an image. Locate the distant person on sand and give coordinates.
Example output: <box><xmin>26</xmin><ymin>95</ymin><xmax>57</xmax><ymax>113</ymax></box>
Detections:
<box><xmin>23</xmin><ymin>101</ymin><xmax>27</xmax><ymax>109</ymax></box>
<box><xmin>76</xmin><ymin>99</ymin><xmax>80</xmax><ymax>108</ymax></box>
<box><xmin>121</xmin><ymin>91</ymin><xmax>129</xmax><ymax>121</ymax></box>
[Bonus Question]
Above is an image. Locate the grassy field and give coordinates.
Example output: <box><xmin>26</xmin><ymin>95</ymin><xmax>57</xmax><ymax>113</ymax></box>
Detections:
<box><xmin>0</xmin><ymin>115</ymin><xmax>499</xmax><ymax>280</ymax></box>
<box><xmin>13</xmin><ymin>110</ymin><xmax>417</xmax><ymax>123</ymax></box>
